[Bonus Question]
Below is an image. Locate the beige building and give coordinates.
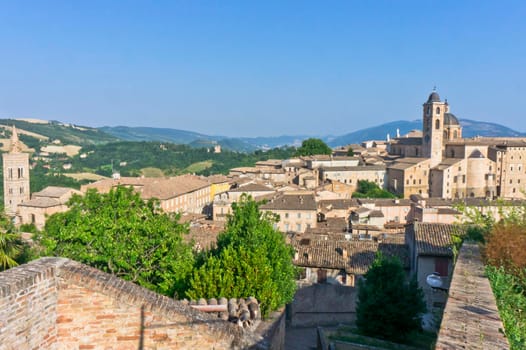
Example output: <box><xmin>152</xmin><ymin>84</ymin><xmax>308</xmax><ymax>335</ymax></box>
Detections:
<box><xmin>319</xmin><ymin>165</ymin><xmax>386</xmax><ymax>192</ymax></box>
<box><xmin>82</xmin><ymin>174</ymin><xmax>211</xmax><ymax>215</ymax></box>
<box><xmin>260</xmin><ymin>192</ymin><xmax>317</xmax><ymax>233</ymax></box>
<box><xmin>387</xmin><ymin>158</ymin><xmax>431</xmax><ymax>198</ymax></box>
<box><xmin>17</xmin><ymin>187</ymin><xmax>82</xmax><ymax>230</ymax></box>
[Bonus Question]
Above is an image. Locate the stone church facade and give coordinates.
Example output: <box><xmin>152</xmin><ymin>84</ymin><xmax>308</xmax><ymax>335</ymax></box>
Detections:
<box><xmin>387</xmin><ymin>91</ymin><xmax>526</xmax><ymax>199</ymax></box>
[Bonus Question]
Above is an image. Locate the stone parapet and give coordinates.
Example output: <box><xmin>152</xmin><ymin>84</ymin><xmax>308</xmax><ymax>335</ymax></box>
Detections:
<box><xmin>435</xmin><ymin>243</ymin><xmax>509</xmax><ymax>349</ymax></box>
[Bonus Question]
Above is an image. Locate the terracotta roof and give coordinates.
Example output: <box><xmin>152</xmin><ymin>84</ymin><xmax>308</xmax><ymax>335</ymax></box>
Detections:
<box><xmin>369</xmin><ymin>210</ymin><xmax>384</xmax><ymax>218</ymax></box>
<box><xmin>318</xmin><ymin>199</ymin><xmax>359</xmax><ymax>210</ymax></box>
<box><xmin>82</xmin><ymin>175</ymin><xmax>210</xmax><ymax>200</ymax></box>
<box><xmin>391</xmin><ymin>137</ymin><xmax>422</xmax><ymax>146</ymax></box>
<box><xmin>292</xmin><ymin>239</ymin><xmax>409</xmax><ymax>274</ymax></box>
<box><xmin>387</xmin><ymin>158</ymin><xmax>429</xmax><ymax>170</ymax></box>
<box><xmin>206</xmin><ymin>175</ymin><xmax>231</xmax><ymax>184</ymax></box>
<box><xmin>321</xmin><ymin>165</ymin><xmax>386</xmax><ymax>172</ymax></box>
<box><xmin>358</xmin><ymin>198</ymin><xmax>411</xmax><ymax>207</ymax></box>
<box><xmin>32</xmin><ymin>186</ymin><xmax>79</xmax><ymax>199</ymax></box>
<box><xmin>413</xmin><ymin>222</ymin><xmax>463</xmax><ymax>257</ymax></box>
<box><xmin>260</xmin><ymin>193</ymin><xmax>317</xmax><ymax>211</ymax></box>
<box><xmin>230</xmin><ymin>183</ymin><xmax>274</xmax><ymax>193</ymax></box>
<box><xmin>18</xmin><ymin>197</ymin><xmax>62</xmax><ymax>208</ymax></box>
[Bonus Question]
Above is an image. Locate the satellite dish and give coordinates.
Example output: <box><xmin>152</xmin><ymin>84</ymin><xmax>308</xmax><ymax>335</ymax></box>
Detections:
<box><xmin>426</xmin><ymin>272</ymin><xmax>443</xmax><ymax>289</ymax></box>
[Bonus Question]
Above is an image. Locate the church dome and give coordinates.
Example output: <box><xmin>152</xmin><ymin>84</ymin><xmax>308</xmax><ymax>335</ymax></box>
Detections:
<box><xmin>444</xmin><ymin>113</ymin><xmax>460</xmax><ymax>126</ymax></box>
<box><xmin>427</xmin><ymin>91</ymin><xmax>441</xmax><ymax>103</ymax></box>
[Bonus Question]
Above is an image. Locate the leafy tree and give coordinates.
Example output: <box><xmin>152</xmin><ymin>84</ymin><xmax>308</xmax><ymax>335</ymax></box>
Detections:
<box><xmin>352</xmin><ymin>180</ymin><xmax>397</xmax><ymax>199</ymax></box>
<box><xmin>356</xmin><ymin>253</ymin><xmax>426</xmax><ymax>342</ymax></box>
<box><xmin>347</xmin><ymin>147</ymin><xmax>354</xmax><ymax>156</ymax></box>
<box><xmin>295</xmin><ymin>138</ymin><xmax>332</xmax><ymax>156</ymax></box>
<box><xmin>37</xmin><ymin>186</ymin><xmax>195</xmax><ymax>297</ymax></box>
<box><xmin>186</xmin><ymin>195</ymin><xmax>297</xmax><ymax>317</ymax></box>
<box><xmin>0</xmin><ymin>212</ymin><xmax>23</xmax><ymax>271</ymax></box>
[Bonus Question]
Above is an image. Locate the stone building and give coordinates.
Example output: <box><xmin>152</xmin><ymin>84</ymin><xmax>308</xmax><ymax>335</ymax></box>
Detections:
<box><xmin>319</xmin><ymin>165</ymin><xmax>386</xmax><ymax>192</ymax></box>
<box><xmin>2</xmin><ymin>126</ymin><xmax>30</xmax><ymax>221</ymax></box>
<box><xmin>82</xmin><ymin>174</ymin><xmax>212</xmax><ymax>215</ymax></box>
<box><xmin>260</xmin><ymin>192</ymin><xmax>317</xmax><ymax>233</ymax></box>
<box><xmin>387</xmin><ymin>90</ymin><xmax>526</xmax><ymax>199</ymax></box>
<box><xmin>17</xmin><ymin>186</ymin><xmax>82</xmax><ymax>230</ymax></box>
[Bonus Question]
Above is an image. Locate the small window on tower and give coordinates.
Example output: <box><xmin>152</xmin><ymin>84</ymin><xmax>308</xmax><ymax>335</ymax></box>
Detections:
<box><xmin>436</xmin><ymin>107</ymin><xmax>441</xmax><ymax>115</ymax></box>
<box><xmin>435</xmin><ymin>119</ymin><xmax>440</xmax><ymax>129</ymax></box>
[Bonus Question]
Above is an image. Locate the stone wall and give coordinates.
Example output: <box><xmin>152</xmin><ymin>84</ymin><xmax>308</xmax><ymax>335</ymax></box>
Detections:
<box><xmin>289</xmin><ymin>283</ymin><xmax>357</xmax><ymax>327</ymax></box>
<box><xmin>435</xmin><ymin>243</ymin><xmax>509</xmax><ymax>349</ymax></box>
<box><xmin>0</xmin><ymin>257</ymin><xmax>284</xmax><ymax>350</ymax></box>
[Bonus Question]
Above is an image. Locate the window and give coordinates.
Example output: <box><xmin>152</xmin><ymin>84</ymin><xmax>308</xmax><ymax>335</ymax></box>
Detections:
<box><xmin>297</xmin><ymin>213</ymin><xmax>301</xmax><ymax>219</ymax></box>
<box><xmin>436</xmin><ymin>107</ymin><xmax>441</xmax><ymax>115</ymax></box>
<box><xmin>19</xmin><ymin>187</ymin><xmax>24</xmax><ymax>194</ymax></box>
<box><xmin>296</xmin><ymin>224</ymin><xmax>301</xmax><ymax>231</ymax></box>
<box><xmin>285</xmin><ymin>213</ymin><xmax>289</xmax><ymax>219</ymax></box>
<box><xmin>284</xmin><ymin>223</ymin><xmax>290</xmax><ymax>231</ymax></box>
<box><xmin>462</xmin><ymin>175</ymin><xmax>466</xmax><ymax>183</ymax></box>
<box><xmin>8</xmin><ymin>168</ymin><xmax>13</xmax><ymax>179</ymax></box>
<box><xmin>306</xmin><ymin>213</ymin><xmax>311</xmax><ymax>219</ymax></box>
<box><xmin>18</xmin><ymin>167</ymin><xmax>24</xmax><ymax>178</ymax></box>
<box><xmin>435</xmin><ymin>119</ymin><xmax>440</xmax><ymax>129</ymax></box>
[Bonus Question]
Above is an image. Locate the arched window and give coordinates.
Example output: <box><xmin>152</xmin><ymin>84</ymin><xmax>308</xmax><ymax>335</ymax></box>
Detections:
<box><xmin>426</xmin><ymin>106</ymin><xmax>431</xmax><ymax>116</ymax></box>
<box><xmin>444</xmin><ymin>131</ymin><xmax>448</xmax><ymax>139</ymax></box>
<box><xmin>453</xmin><ymin>130</ymin><xmax>458</xmax><ymax>139</ymax></box>
<box><xmin>436</xmin><ymin>107</ymin><xmax>441</xmax><ymax>115</ymax></box>
<box><xmin>435</xmin><ymin>119</ymin><xmax>440</xmax><ymax>130</ymax></box>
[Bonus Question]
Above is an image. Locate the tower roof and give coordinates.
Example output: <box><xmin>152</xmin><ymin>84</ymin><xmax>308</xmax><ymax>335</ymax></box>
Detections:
<box><xmin>10</xmin><ymin>126</ymin><xmax>22</xmax><ymax>153</ymax></box>
<box><xmin>444</xmin><ymin>113</ymin><xmax>460</xmax><ymax>126</ymax></box>
<box><xmin>427</xmin><ymin>91</ymin><xmax>441</xmax><ymax>103</ymax></box>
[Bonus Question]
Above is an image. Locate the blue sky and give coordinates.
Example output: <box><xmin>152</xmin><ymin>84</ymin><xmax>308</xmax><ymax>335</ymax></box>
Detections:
<box><xmin>0</xmin><ymin>1</ymin><xmax>524</xmax><ymax>137</ymax></box>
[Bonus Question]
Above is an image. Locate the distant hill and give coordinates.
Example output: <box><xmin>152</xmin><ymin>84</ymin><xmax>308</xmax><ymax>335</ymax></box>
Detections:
<box><xmin>99</xmin><ymin>126</ymin><xmax>221</xmax><ymax>144</ymax></box>
<box><xmin>327</xmin><ymin>119</ymin><xmax>526</xmax><ymax>147</ymax></box>
<box><xmin>2</xmin><ymin>118</ymin><xmax>524</xmax><ymax>153</ymax></box>
<box><xmin>0</xmin><ymin>119</ymin><xmax>118</xmax><ymax>146</ymax></box>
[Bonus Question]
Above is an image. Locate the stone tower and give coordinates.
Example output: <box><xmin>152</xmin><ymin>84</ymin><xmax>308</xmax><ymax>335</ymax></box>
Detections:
<box><xmin>3</xmin><ymin>126</ymin><xmax>30</xmax><ymax>218</ymax></box>
<box><xmin>422</xmin><ymin>90</ymin><xmax>448</xmax><ymax>167</ymax></box>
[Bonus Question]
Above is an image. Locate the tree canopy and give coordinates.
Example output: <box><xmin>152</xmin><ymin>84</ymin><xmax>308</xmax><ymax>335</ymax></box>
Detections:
<box><xmin>347</xmin><ymin>147</ymin><xmax>354</xmax><ymax>156</ymax></box>
<box><xmin>38</xmin><ymin>186</ymin><xmax>195</xmax><ymax>297</ymax></box>
<box><xmin>352</xmin><ymin>180</ymin><xmax>397</xmax><ymax>199</ymax></box>
<box><xmin>295</xmin><ymin>138</ymin><xmax>332</xmax><ymax>156</ymax></box>
<box><xmin>0</xmin><ymin>212</ymin><xmax>23</xmax><ymax>271</ymax></box>
<box><xmin>356</xmin><ymin>253</ymin><xmax>426</xmax><ymax>342</ymax></box>
<box><xmin>185</xmin><ymin>195</ymin><xmax>297</xmax><ymax>317</ymax></box>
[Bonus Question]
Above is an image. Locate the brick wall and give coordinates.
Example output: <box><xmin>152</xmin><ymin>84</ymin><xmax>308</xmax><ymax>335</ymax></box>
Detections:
<box><xmin>0</xmin><ymin>259</ymin><xmax>60</xmax><ymax>349</ymax></box>
<box><xmin>0</xmin><ymin>258</ymin><xmax>283</xmax><ymax>350</ymax></box>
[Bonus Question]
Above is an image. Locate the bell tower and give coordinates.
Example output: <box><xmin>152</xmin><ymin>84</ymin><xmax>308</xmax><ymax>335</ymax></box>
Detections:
<box><xmin>3</xmin><ymin>126</ymin><xmax>30</xmax><ymax>218</ymax></box>
<box><xmin>422</xmin><ymin>89</ymin><xmax>447</xmax><ymax>167</ymax></box>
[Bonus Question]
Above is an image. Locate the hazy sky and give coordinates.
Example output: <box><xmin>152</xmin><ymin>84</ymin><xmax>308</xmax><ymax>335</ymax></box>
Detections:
<box><xmin>0</xmin><ymin>1</ymin><xmax>524</xmax><ymax>137</ymax></box>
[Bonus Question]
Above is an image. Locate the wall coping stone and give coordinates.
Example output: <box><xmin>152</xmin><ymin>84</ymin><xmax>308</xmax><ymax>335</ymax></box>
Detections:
<box><xmin>435</xmin><ymin>243</ymin><xmax>509</xmax><ymax>349</ymax></box>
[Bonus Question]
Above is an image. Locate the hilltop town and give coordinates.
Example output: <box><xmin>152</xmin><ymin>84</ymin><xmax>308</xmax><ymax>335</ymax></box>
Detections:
<box><xmin>0</xmin><ymin>91</ymin><xmax>522</xmax><ymax>349</ymax></box>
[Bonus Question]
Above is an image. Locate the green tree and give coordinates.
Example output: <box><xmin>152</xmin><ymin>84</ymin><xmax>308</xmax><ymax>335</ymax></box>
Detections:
<box><xmin>347</xmin><ymin>147</ymin><xmax>354</xmax><ymax>156</ymax></box>
<box><xmin>352</xmin><ymin>180</ymin><xmax>397</xmax><ymax>199</ymax></box>
<box><xmin>295</xmin><ymin>138</ymin><xmax>332</xmax><ymax>156</ymax></box>
<box><xmin>356</xmin><ymin>253</ymin><xmax>426</xmax><ymax>342</ymax></box>
<box><xmin>37</xmin><ymin>186</ymin><xmax>195</xmax><ymax>297</ymax></box>
<box><xmin>0</xmin><ymin>212</ymin><xmax>23</xmax><ymax>271</ymax></box>
<box><xmin>186</xmin><ymin>195</ymin><xmax>296</xmax><ymax>317</ymax></box>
